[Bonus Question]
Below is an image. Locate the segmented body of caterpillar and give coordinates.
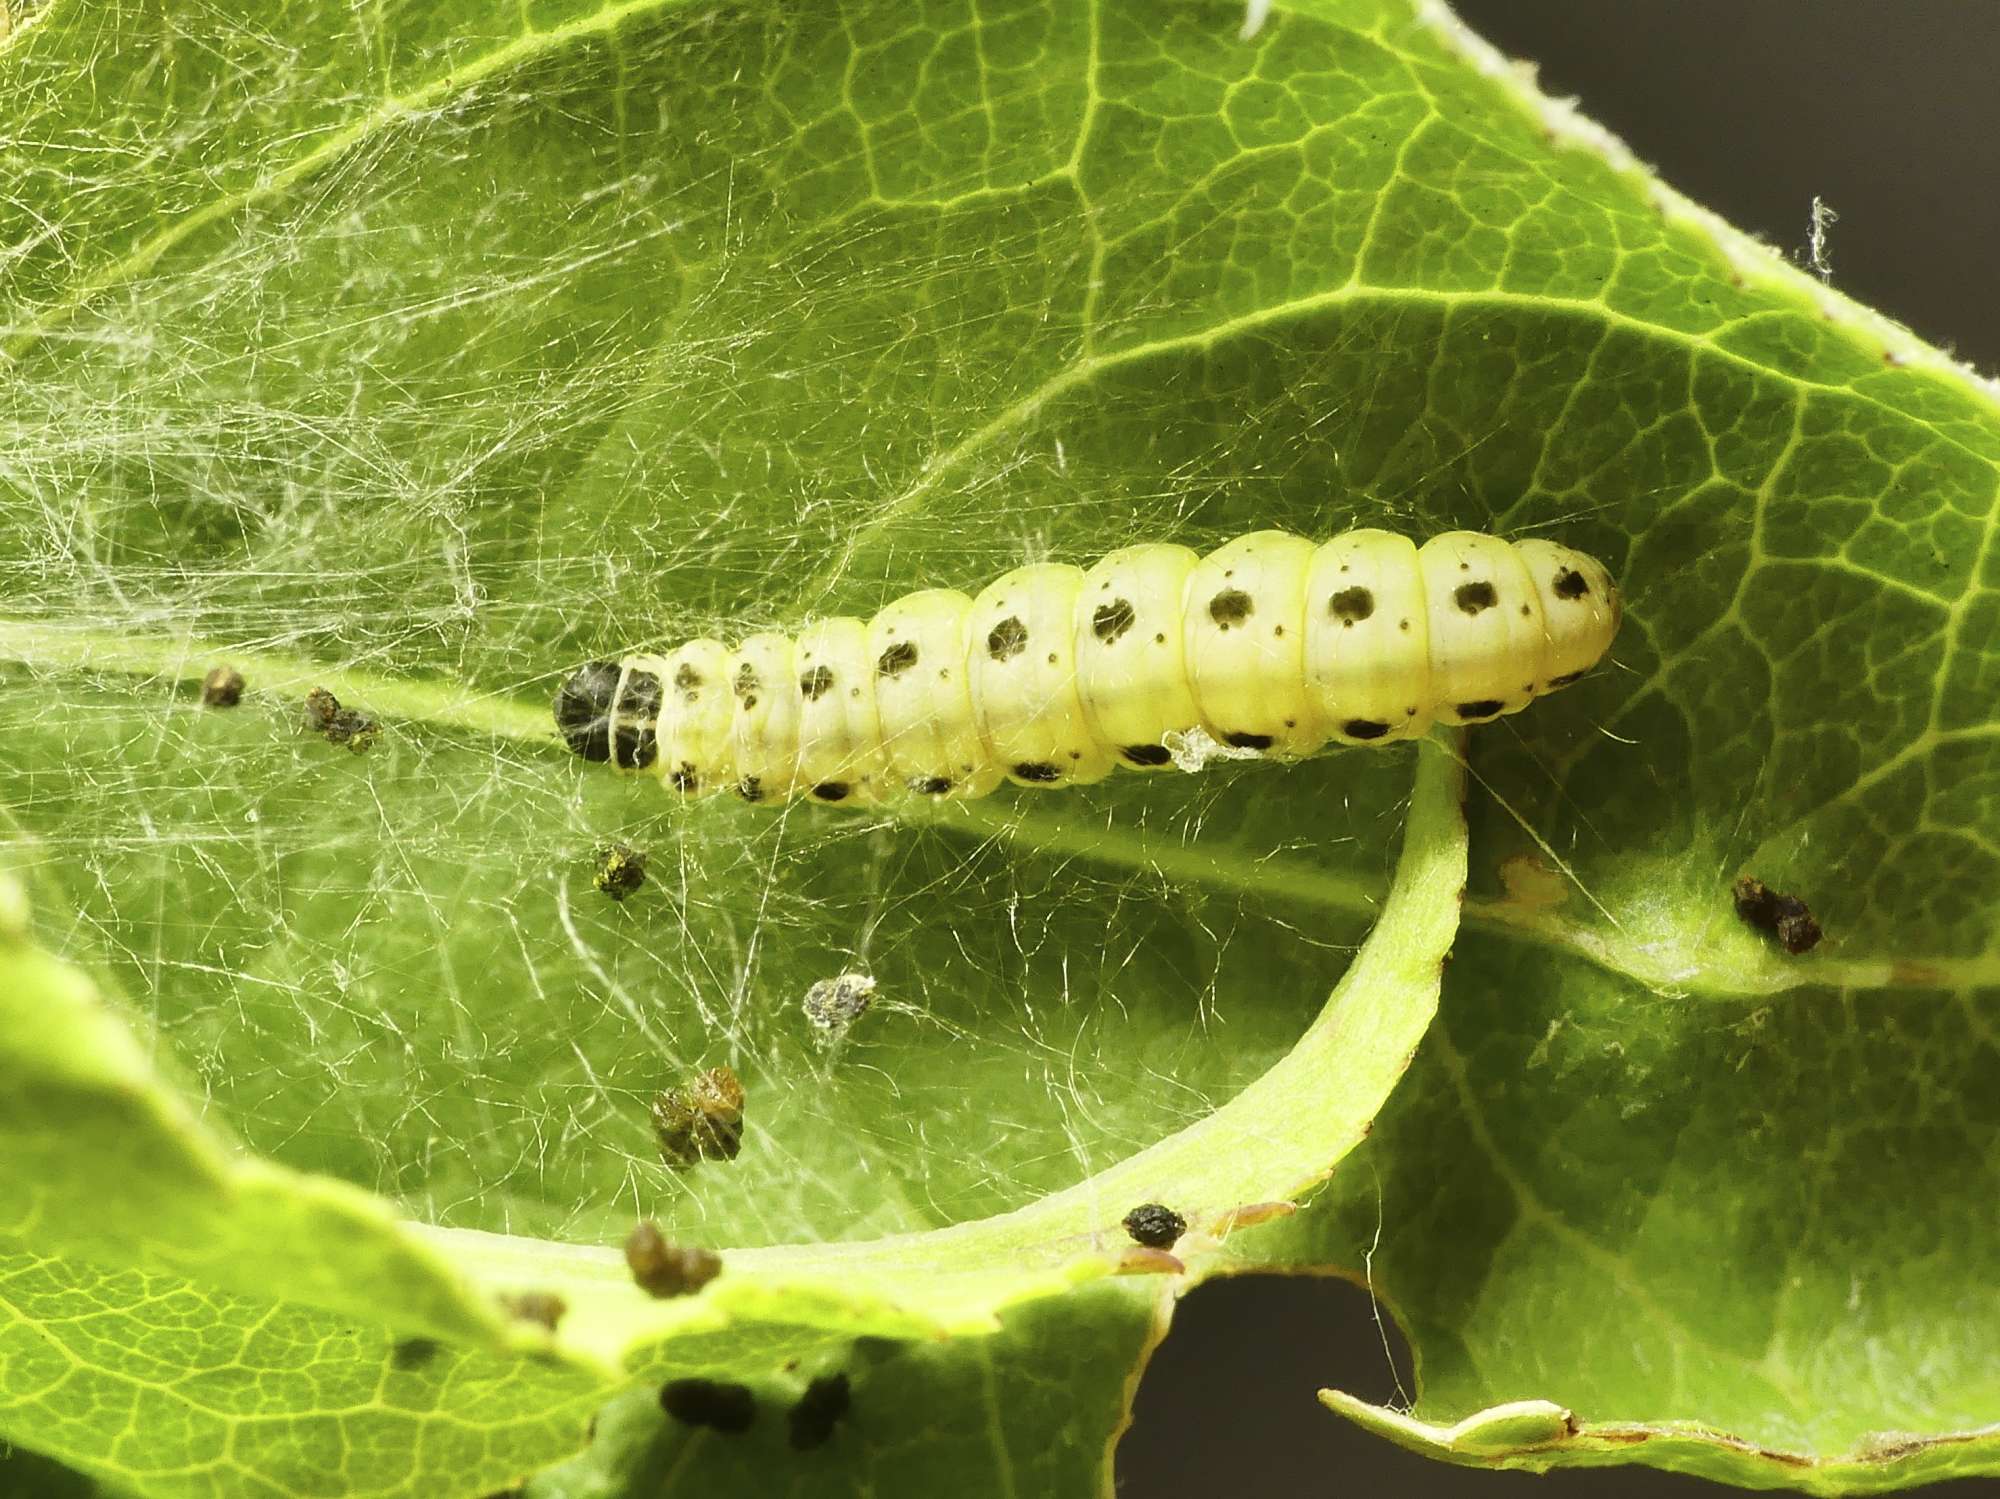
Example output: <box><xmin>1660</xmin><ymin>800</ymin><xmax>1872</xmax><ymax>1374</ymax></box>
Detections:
<box><xmin>553</xmin><ymin>528</ymin><xmax>1620</xmax><ymax>805</ymax></box>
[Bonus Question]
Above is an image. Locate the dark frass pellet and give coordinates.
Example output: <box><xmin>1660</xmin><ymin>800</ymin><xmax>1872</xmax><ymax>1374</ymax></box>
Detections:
<box><xmin>623</xmin><ymin>1220</ymin><xmax>722</xmax><ymax>1298</ymax></box>
<box><xmin>303</xmin><ymin>686</ymin><xmax>380</xmax><ymax>751</ymax></box>
<box><xmin>327</xmin><ymin>710</ymin><xmax>379</xmax><ymax>749</ymax></box>
<box><xmin>660</xmin><ymin>1378</ymin><xmax>756</xmax><ymax>1434</ymax></box>
<box><xmin>1121</xmin><ymin>1203</ymin><xmax>1187</xmax><ymax>1250</ymax></box>
<box><xmin>200</xmin><ymin>664</ymin><xmax>245</xmax><ymax>708</ymax></box>
<box><xmin>802</xmin><ymin>972</ymin><xmax>876</xmax><ymax>1041</ymax></box>
<box><xmin>592</xmin><ymin>844</ymin><xmax>647</xmax><ymax>901</ymax></box>
<box><xmin>499</xmin><ymin>1291</ymin><xmax>566</xmax><ymax>1331</ymax></box>
<box><xmin>390</xmin><ymin>1337</ymin><xmax>441</xmax><ymax>1370</ymax></box>
<box><xmin>1733</xmin><ymin>876</ymin><xmax>1823</xmax><ymax>955</ymax></box>
<box><xmin>652</xmin><ymin>1066</ymin><xmax>745</xmax><ymax>1168</ymax></box>
<box><xmin>787</xmin><ymin>1373</ymin><xmax>852</xmax><ymax>1451</ymax></box>
<box><xmin>303</xmin><ymin>686</ymin><xmax>340</xmax><ymax>732</ymax></box>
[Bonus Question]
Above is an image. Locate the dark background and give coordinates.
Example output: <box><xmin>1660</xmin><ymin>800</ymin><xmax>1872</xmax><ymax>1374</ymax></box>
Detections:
<box><xmin>5</xmin><ymin>4</ymin><xmax>1998</xmax><ymax>1498</ymax></box>
<box><xmin>1119</xmin><ymin>3</ymin><xmax>2000</xmax><ymax>1496</ymax></box>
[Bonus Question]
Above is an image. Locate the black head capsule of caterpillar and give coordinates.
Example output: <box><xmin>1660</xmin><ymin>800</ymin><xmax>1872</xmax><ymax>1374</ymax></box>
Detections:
<box><xmin>552</xmin><ymin>529</ymin><xmax>1621</xmax><ymax>803</ymax></box>
<box><xmin>555</xmin><ymin>659</ymin><xmax>663</xmax><ymax>770</ymax></box>
<box><xmin>554</xmin><ymin>660</ymin><xmax>622</xmax><ymax>763</ymax></box>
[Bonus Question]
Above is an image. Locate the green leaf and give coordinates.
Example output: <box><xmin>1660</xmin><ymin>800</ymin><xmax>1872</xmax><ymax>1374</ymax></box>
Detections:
<box><xmin>0</xmin><ymin>719</ymin><xmax>1463</xmax><ymax>1493</ymax></box>
<box><xmin>0</xmin><ymin>843</ymin><xmax>511</xmax><ymax>1348</ymax></box>
<box><xmin>0</xmin><ymin>1246</ymin><xmax>610</xmax><ymax>1499</ymax></box>
<box><xmin>4</xmin><ymin>0</ymin><xmax>1999</xmax><ymax>1493</ymax></box>
<box><xmin>525</xmin><ymin>1282</ymin><xmax>1164</xmax><ymax>1499</ymax></box>
<box><xmin>0</xmin><ymin>1444</ymin><xmax>122</xmax><ymax>1499</ymax></box>
<box><xmin>1321</xmin><ymin>1393</ymin><xmax>2000</xmax><ymax>1495</ymax></box>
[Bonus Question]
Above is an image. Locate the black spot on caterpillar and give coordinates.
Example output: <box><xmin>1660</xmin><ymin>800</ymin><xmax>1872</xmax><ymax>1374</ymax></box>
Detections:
<box><xmin>1093</xmin><ymin>597</ymin><xmax>1137</xmax><ymax>643</ymax></box>
<box><xmin>1208</xmin><ymin>588</ymin><xmax>1253</xmax><ymax>628</ymax></box>
<box><xmin>987</xmin><ymin>615</ymin><xmax>1028</xmax><ymax>660</ymax></box>
<box><xmin>1328</xmin><ymin>586</ymin><xmax>1373</xmax><ymax>625</ymax></box>
<box><xmin>555</xmin><ymin>528</ymin><xmax>1620</xmax><ymax>805</ymax></box>
<box><xmin>1453</xmin><ymin>580</ymin><xmax>1497</xmax><ymax>614</ymax></box>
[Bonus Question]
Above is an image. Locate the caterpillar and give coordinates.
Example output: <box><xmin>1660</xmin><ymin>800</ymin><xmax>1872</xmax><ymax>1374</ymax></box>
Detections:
<box><xmin>553</xmin><ymin>528</ymin><xmax>1620</xmax><ymax>806</ymax></box>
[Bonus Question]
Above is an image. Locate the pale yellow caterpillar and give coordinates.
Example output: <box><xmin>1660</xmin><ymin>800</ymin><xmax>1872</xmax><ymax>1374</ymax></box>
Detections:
<box><xmin>553</xmin><ymin>528</ymin><xmax>1620</xmax><ymax>805</ymax></box>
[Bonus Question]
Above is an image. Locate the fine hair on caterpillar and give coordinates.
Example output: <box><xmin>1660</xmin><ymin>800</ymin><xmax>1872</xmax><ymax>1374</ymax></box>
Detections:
<box><xmin>553</xmin><ymin>527</ymin><xmax>1621</xmax><ymax>806</ymax></box>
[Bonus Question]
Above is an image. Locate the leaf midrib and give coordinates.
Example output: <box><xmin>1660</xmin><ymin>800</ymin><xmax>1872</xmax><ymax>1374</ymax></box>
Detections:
<box><xmin>7</xmin><ymin>616</ymin><xmax>1987</xmax><ymax>1000</ymax></box>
